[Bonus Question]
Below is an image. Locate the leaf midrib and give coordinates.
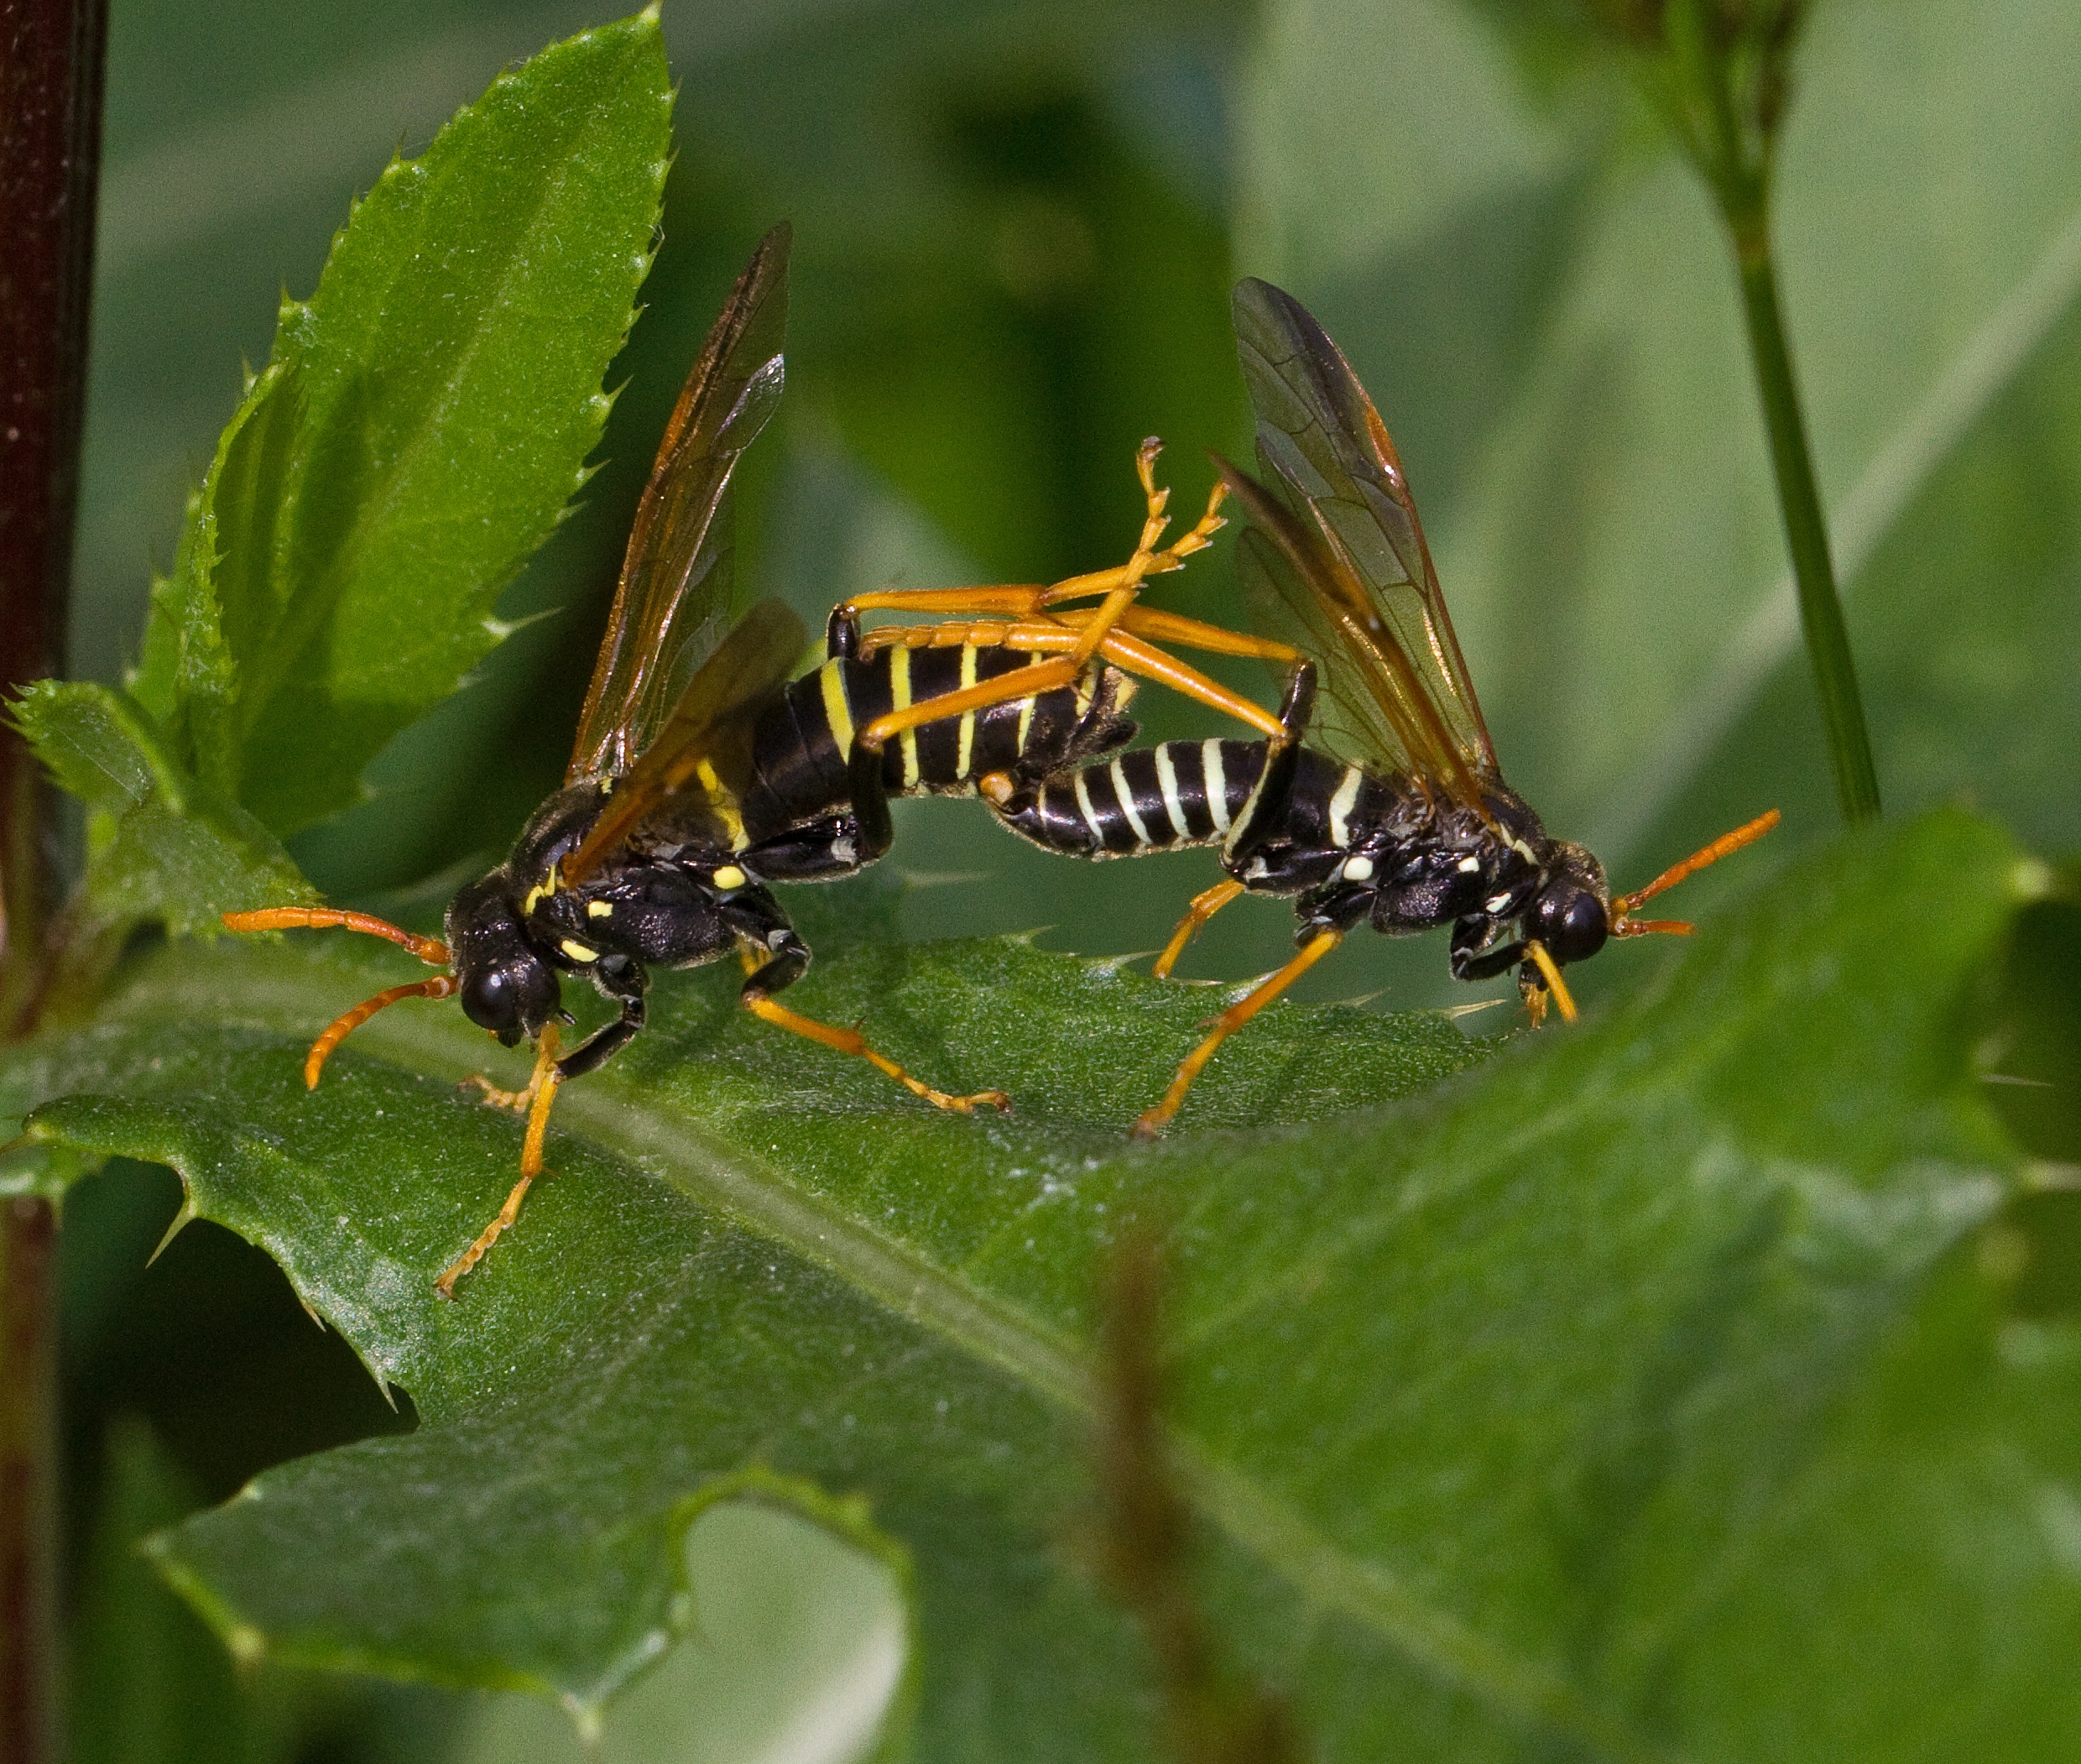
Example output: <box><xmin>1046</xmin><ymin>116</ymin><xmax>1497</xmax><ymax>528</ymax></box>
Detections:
<box><xmin>96</xmin><ymin>945</ymin><xmax>1683</xmax><ymax>1764</ymax></box>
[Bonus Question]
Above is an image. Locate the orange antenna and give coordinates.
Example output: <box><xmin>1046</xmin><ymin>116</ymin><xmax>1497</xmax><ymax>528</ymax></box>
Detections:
<box><xmin>222</xmin><ymin>907</ymin><xmax>451</xmax><ymax>967</ymax></box>
<box><xmin>1609</xmin><ymin>809</ymin><xmax>1780</xmax><ymax>940</ymax></box>
<box><xmin>303</xmin><ymin>975</ymin><xmax>461</xmax><ymax>1087</ymax></box>
<box><xmin>223</xmin><ymin>908</ymin><xmax>458</xmax><ymax>1083</ymax></box>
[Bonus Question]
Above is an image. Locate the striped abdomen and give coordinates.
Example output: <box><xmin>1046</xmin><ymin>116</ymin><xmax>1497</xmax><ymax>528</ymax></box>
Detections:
<box><xmin>736</xmin><ymin>643</ymin><xmax>1133</xmax><ymax>844</ymax></box>
<box><xmin>996</xmin><ymin>739</ymin><xmax>1268</xmax><ymax>858</ymax></box>
<box><xmin>995</xmin><ymin>740</ymin><xmax>1383</xmax><ymax>866</ymax></box>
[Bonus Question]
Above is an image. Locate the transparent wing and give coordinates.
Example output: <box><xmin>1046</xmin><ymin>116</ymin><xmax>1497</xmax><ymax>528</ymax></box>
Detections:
<box><xmin>561</xmin><ymin>598</ymin><xmax>807</xmax><ymax>886</ymax></box>
<box><xmin>566</xmin><ymin>223</ymin><xmax>791</xmax><ymax>783</ymax></box>
<box><xmin>1229</xmin><ymin>277</ymin><xmax>1498</xmax><ymax>807</ymax></box>
<box><xmin>1228</xmin><ymin>521</ymin><xmax>1400</xmax><ymax>775</ymax></box>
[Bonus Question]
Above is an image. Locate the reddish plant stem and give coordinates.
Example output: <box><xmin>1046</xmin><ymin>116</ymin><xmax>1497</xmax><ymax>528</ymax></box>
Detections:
<box><xmin>2</xmin><ymin>1199</ymin><xmax>60</xmax><ymax>1764</ymax></box>
<box><xmin>1</xmin><ymin>0</ymin><xmax>111</xmax><ymax>1758</ymax></box>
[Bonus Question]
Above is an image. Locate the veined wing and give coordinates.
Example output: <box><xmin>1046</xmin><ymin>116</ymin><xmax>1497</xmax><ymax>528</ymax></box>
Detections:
<box><xmin>561</xmin><ymin>597</ymin><xmax>806</xmax><ymax>886</ymax></box>
<box><xmin>566</xmin><ymin>223</ymin><xmax>792</xmax><ymax>784</ymax></box>
<box><xmin>1228</xmin><ymin>276</ymin><xmax>1498</xmax><ymax>810</ymax></box>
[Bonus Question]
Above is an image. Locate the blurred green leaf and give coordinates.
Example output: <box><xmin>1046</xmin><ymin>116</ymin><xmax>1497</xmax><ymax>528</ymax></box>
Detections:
<box><xmin>69</xmin><ymin>1417</ymin><xmax>289</xmax><ymax>1764</ymax></box>
<box><xmin>1973</xmin><ymin>866</ymin><xmax>2081</xmax><ymax>1166</ymax></box>
<box><xmin>4</xmin><ymin>811</ymin><xmax>2070</xmax><ymax>1757</ymax></box>
<box><xmin>129</xmin><ymin>9</ymin><xmax>671</xmax><ymax>839</ymax></box>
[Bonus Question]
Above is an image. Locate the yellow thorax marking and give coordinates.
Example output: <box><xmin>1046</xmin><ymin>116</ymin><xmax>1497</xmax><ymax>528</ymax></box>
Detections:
<box><xmin>522</xmin><ymin>863</ymin><xmax>561</xmax><ymax>917</ymax></box>
<box><xmin>711</xmin><ymin>864</ymin><xmax>748</xmax><ymax>892</ymax></box>
<box><xmin>560</xmin><ymin>938</ymin><xmax>597</xmax><ymax>963</ymax></box>
<box><xmin>692</xmin><ymin>754</ymin><xmax>749</xmax><ymax>851</ymax></box>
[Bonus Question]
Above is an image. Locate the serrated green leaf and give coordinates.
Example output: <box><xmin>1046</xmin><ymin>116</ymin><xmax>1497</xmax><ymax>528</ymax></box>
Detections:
<box><xmin>12</xmin><ymin>681</ymin><xmax>311</xmax><ymax>935</ymax></box>
<box><xmin>453</xmin><ymin>1499</ymin><xmax>913</xmax><ymax>1764</ymax></box>
<box><xmin>2</xmin><ymin>810</ymin><xmax>2066</xmax><ymax>1759</ymax></box>
<box><xmin>134</xmin><ymin>11</ymin><xmax>672</xmax><ymax>839</ymax></box>
<box><xmin>127</xmin><ymin>359</ymin><xmax>287</xmax><ymax>775</ymax></box>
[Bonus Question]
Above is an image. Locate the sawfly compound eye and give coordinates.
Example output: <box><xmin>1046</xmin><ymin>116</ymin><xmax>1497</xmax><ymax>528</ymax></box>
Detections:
<box><xmin>1531</xmin><ymin>886</ymin><xmax>1609</xmax><ymax>965</ymax></box>
<box><xmin>458</xmin><ymin>958</ymin><xmax>558</xmax><ymax>1045</ymax></box>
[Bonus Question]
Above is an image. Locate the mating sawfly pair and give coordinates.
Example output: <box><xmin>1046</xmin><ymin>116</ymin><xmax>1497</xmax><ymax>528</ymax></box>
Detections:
<box><xmin>227</xmin><ymin>224</ymin><xmax>1773</xmax><ymax>1291</ymax></box>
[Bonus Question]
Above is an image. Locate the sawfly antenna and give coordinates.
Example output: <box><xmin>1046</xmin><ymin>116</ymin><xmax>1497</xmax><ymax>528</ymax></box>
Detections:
<box><xmin>1609</xmin><ymin>809</ymin><xmax>1781</xmax><ymax>940</ymax></box>
<box><xmin>222</xmin><ymin>908</ymin><xmax>456</xmax><ymax>1083</ymax></box>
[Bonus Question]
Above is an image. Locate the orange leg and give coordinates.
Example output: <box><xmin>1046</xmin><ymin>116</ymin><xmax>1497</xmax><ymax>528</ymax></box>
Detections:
<box><xmin>1089</xmin><ymin>605</ymin><xmax>1297</xmax><ymax>663</ymax></box>
<box><xmin>1151</xmin><ymin>880</ymin><xmax>1246</xmax><ymax>980</ymax></box>
<box><xmin>843</xmin><ymin>440</ymin><xmax>1286</xmax><ymax>747</ymax></box>
<box><xmin>437</xmin><ymin>1026</ymin><xmax>565</xmax><ymax>1297</ymax></box>
<box><xmin>857</xmin><ymin>604</ymin><xmax>1297</xmax><ymax>665</ymax></box>
<box><xmin>460</xmin><ymin>1068</ymin><xmax>536</xmax><ymax>1112</ymax></box>
<box><xmin>736</xmin><ymin>944</ymin><xmax>1008</xmax><ymax>1112</ymax></box>
<box><xmin>1054</xmin><ymin>436</ymin><xmax>1192</xmax><ymax>671</ymax></box>
<box><xmin>846</xmin><ymin>433</ymin><xmax>1291</xmax><ymax>740</ymax></box>
<box><xmin>1521</xmin><ymin>941</ymin><xmax>1578</xmax><ymax>1026</ymax></box>
<box><xmin>858</xmin><ymin>623</ymin><xmax>1289</xmax><ymax>747</ymax></box>
<box><xmin>743</xmin><ymin>992</ymin><xmax>1010</xmax><ymax>1114</ymax></box>
<box><xmin>842</xmin><ymin>438</ymin><xmax>1228</xmax><ymax>631</ymax></box>
<box><xmin>1134</xmin><ymin>930</ymin><xmax>1344</xmax><ymax>1137</ymax></box>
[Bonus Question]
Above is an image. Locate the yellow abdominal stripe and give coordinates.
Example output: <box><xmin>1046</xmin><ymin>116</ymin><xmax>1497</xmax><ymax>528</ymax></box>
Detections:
<box><xmin>889</xmin><ymin>645</ymin><xmax>921</xmax><ymax>789</ymax></box>
<box><xmin>955</xmin><ymin>645</ymin><xmax>978</xmax><ymax>779</ymax></box>
<box><xmin>820</xmin><ymin>660</ymin><xmax>854</xmax><ymax>758</ymax></box>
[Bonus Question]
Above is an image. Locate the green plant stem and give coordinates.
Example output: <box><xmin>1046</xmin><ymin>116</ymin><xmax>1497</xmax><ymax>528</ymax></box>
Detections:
<box><xmin>1659</xmin><ymin>0</ymin><xmax>1882</xmax><ymax>824</ymax></box>
<box><xmin>0</xmin><ymin>0</ymin><xmax>110</xmax><ymax>1756</ymax></box>
<box><xmin>1734</xmin><ymin>231</ymin><xmax>1884</xmax><ymax>822</ymax></box>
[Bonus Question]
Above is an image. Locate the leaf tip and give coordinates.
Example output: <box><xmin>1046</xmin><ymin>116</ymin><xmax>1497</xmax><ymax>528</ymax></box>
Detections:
<box><xmin>1084</xmin><ymin>949</ymin><xmax>1158</xmax><ymax>980</ymax></box>
<box><xmin>148</xmin><ymin>1196</ymin><xmax>200</xmax><ymax>1266</ymax></box>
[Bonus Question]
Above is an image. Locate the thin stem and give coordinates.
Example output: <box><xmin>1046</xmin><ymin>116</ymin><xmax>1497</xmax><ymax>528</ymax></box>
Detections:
<box><xmin>1734</xmin><ymin>240</ymin><xmax>1883</xmax><ymax>821</ymax></box>
<box><xmin>0</xmin><ymin>0</ymin><xmax>112</xmax><ymax>1756</ymax></box>
<box><xmin>1659</xmin><ymin>0</ymin><xmax>1882</xmax><ymax>824</ymax></box>
<box><xmin>1</xmin><ymin>1200</ymin><xmax>60</xmax><ymax>1764</ymax></box>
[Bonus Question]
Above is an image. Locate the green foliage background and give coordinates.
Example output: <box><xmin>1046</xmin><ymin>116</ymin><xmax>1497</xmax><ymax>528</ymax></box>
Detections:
<box><xmin>32</xmin><ymin>0</ymin><xmax>2081</xmax><ymax>1759</ymax></box>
